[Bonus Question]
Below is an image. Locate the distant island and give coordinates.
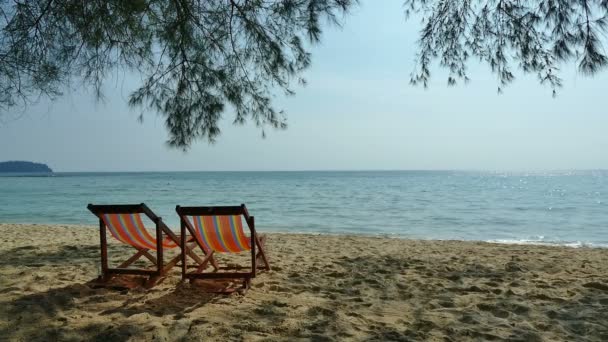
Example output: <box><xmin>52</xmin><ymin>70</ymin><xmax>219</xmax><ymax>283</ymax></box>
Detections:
<box><xmin>0</xmin><ymin>161</ymin><xmax>53</xmax><ymax>173</ymax></box>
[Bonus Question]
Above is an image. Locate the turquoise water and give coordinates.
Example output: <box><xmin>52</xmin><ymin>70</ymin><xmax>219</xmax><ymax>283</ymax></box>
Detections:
<box><xmin>1</xmin><ymin>171</ymin><xmax>607</xmax><ymax>247</ymax></box>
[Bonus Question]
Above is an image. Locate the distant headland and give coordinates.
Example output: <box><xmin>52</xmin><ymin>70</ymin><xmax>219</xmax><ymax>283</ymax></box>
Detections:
<box><xmin>0</xmin><ymin>161</ymin><xmax>53</xmax><ymax>173</ymax></box>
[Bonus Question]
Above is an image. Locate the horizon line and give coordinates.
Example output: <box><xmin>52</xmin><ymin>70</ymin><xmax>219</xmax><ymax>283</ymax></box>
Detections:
<box><xmin>46</xmin><ymin>168</ymin><xmax>608</xmax><ymax>173</ymax></box>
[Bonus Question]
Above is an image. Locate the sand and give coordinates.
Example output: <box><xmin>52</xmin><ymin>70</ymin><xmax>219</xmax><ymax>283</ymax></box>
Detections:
<box><xmin>0</xmin><ymin>223</ymin><xmax>607</xmax><ymax>341</ymax></box>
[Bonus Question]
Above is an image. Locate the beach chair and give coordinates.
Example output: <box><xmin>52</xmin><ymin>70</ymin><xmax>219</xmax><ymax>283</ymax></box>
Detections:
<box><xmin>87</xmin><ymin>203</ymin><xmax>211</xmax><ymax>288</ymax></box>
<box><xmin>176</xmin><ymin>204</ymin><xmax>270</xmax><ymax>293</ymax></box>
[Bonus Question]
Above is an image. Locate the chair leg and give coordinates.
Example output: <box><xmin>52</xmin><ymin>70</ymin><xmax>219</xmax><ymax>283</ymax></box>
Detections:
<box><xmin>190</xmin><ymin>277</ymin><xmax>252</xmax><ymax>294</ymax></box>
<box><xmin>238</xmin><ymin>278</ymin><xmax>251</xmax><ymax>295</ymax></box>
<box><xmin>165</xmin><ymin>241</ymin><xmax>203</xmax><ymax>274</ymax></box>
<box><xmin>255</xmin><ymin>235</ymin><xmax>271</xmax><ymax>271</ymax></box>
<box><xmin>144</xmin><ymin>275</ymin><xmax>164</xmax><ymax>289</ymax></box>
<box><xmin>196</xmin><ymin>251</ymin><xmax>216</xmax><ymax>273</ymax></box>
<box><xmin>141</xmin><ymin>250</ymin><xmax>158</xmax><ymax>265</ymax></box>
<box><xmin>100</xmin><ymin>273</ymin><xmax>114</xmax><ymax>282</ymax></box>
<box><xmin>184</xmin><ymin>241</ymin><xmax>206</xmax><ymax>265</ymax></box>
<box><xmin>193</xmin><ymin>243</ymin><xmax>219</xmax><ymax>271</ymax></box>
<box><xmin>118</xmin><ymin>248</ymin><xmax>149</xmax><ymax>268</ymax></box>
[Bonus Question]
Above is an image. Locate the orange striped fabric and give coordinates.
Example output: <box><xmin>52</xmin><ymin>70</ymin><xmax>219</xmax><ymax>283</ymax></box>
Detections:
<box><xmin>185</xmin><ymin>215</ymin><xmax>251</xmax><ymax>253</ymax></box>
<box><xmin>101</xmin><ymin>213</ymin><xmax>177</xmax><ymax>250</ymax></box>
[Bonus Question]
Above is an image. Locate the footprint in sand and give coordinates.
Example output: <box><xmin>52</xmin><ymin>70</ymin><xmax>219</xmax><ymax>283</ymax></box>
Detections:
<box><xmin>477</xmin><ymin>303</ymin><xmax>510</xmax><ymax>318</ymax></box>
<box><xmin>507</xmin><ymin>303</ymin><xmax>530</xmax><ymax>315</ymax></box>
<box><xmin>459</xmin><ymin>314</ymin><xmax>480</xmax><ymax>324</ymax></box>
<box><xmin>0</xmin><ymin>286</ymin><xmax>20</xmax><ymax>294</ymax></box>
<box><xmin>398</xmin><ymin>291</ymin><xmax>413</xmax><ymax>300</ymax></box>
<box><xmin>326</xmin><ymin>271</ymin><xmax>346</xmax><ymax>278</ymax></box>
<box><xmin>583</xmin><ymin>282</ymin><xmax>608</xmax><ymax>292</ymax></box>
<box><xmin>307</xmin><ymin>305</ymin><xmax>335</xmax><ymax>317</ymax></box>
<box><xmin>345</xmin><ymin>311</ymin><xmax>364</xmax><ymax>318</ymax></box>
<box><xmin>445</xmin><ymin>273</ymin><xmax>461</xmax><ymax>281</ymax></box>
<box><xmin>437</xmin><ymin>300</ymin><xmax>455</xmax><ymax>308</ymax></box>
<box><xmin>268</xmin><ymin>285</ymin><xmax>290</xmax><ymax>293</ymax></box>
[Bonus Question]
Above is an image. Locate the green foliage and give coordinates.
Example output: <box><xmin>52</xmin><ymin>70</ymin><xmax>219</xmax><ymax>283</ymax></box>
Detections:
<box><xmin>0</xmin><ymin>0</ymin><xmax>354</xmax><ymax>148</ymax></box>
<box><xmin>404</xmin><ymin>0</ymin><xmax>608</xmax><ymax>95</ymax></box>
<box><xmin>1</xmin><ymin>1</ymin><xmax>607</xmax><ymax>148</ymax></box>
<box><xmin>0</xmin><ymin>160</ymin><xmax>52</xmax><ymax>173</ymax></box>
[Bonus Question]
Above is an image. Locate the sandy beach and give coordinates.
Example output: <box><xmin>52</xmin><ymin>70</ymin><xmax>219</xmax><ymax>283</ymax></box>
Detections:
<box><xmin>0</xmin><ymin>223</ymin><xmax>607</xmax><ymax>341</ymax></box>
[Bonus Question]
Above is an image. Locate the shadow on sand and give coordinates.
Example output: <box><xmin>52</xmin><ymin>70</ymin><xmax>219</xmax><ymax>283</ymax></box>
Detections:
<box><xmin>260</xmin><ymin>253</ymin><xmax>608</xmax><ymax>341</ymax></box>
<box><xmin>0</xmin><ymin>242</ymin><xmax>218</xmax><ymax>341</ymax></box>
<box><xmin>1</xmin><ymin>245</ymin><xmax>608</xmax><ymax>341</ymax></box>
<box><xmin>0</xmin><ymin>282</ymin><xmax>217</xmax><ymax>342</ymax></box>
<box><xmin>0</xmin><ymin>243</ymin><xmax>145</xmax><ymax>268</ymax></box>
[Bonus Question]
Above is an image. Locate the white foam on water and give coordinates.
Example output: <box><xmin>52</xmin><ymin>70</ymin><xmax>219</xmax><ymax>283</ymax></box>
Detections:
<box><xmin>486</xmin><ymin>238</ymin><xmax>608</xmax><ymax>249</ymax></box>
<box><xmin>266</xmin><ymin>229</ymin><xmax>608</xmax><ymax>248</ymax></box>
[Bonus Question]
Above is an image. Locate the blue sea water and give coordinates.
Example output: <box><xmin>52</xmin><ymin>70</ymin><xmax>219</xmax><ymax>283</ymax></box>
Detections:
<box><xmin>0</xmin><ymin>170</ymin><xmax>607</xmax><ymax>247</ymax></box>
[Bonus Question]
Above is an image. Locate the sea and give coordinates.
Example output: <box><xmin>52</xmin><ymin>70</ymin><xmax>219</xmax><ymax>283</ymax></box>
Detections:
<box><xmin>1</xmin><ymin>170</ymin><xmax>607</xmax><ymax>248</ymax></box>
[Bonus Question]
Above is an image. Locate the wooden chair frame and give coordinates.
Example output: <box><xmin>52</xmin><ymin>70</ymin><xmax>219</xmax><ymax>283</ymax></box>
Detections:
<box><xmin>87</xmin><ymin>203</ymin><xmax>207</xmax><ymax>288</ymax></box>
<box><xmin>176</xmin><ymin>204</ymin><xmax>270</xmax><ymax>293</ymax></box>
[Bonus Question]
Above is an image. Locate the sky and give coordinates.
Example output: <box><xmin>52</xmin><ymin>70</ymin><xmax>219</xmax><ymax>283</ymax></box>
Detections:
<box><xmin>1</xmin><ymin>2</ymin><xmax>607</xmax><ymax>172</ymax></box>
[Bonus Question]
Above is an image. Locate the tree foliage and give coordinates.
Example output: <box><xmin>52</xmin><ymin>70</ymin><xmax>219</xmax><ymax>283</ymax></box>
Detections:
<box><xmin>0</xmin><ymin>0</ymin><xmax>354</xmax><ymax>148</ymax></box>
<box><xmin>1</xmin><ymin>1</ymin><xmax>607</xmax><ymax>148</ymax></box>
<box><xmin>405</xmin><ymin>0</ymin><xmax>608</xmax><ymax>95</ymax></box>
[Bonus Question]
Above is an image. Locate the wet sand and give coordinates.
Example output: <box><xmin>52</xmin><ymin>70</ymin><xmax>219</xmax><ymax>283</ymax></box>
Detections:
<box><xmin>1</xmin><ymin>223</ymin><xmax>607</xmax><ymax>341</ymax></box>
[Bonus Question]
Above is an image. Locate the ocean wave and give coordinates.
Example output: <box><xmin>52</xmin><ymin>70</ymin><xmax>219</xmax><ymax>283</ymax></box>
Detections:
<box><xmin>259</xmin><ymin>227</ymin><xmax>608</xmax><ymax>248</ymax></box>
<box><xmin>3</xmin><ymin>170</ymin><xmax>608</xmax><ymax>247</ymax></box>
<box><xmin>486</xmin><ymin>239</ymin><xmax>608</xmax><ymax>249</ymax></box>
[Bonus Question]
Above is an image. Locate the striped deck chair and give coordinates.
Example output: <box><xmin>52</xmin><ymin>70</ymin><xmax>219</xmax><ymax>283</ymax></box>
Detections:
<box><xmin>176</xmin><ymin>204</ymin><xmax>270</xmax><ymax>293</ymax></box>
<box><xmin>87</xmin><ymin>203</ymin><xmax>211</xmax><ymax>288</ymax></box>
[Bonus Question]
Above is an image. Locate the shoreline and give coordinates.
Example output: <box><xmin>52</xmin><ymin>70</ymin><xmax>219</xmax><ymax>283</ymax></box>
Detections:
<box><xmin>1</xmin><ymin>223</ymin><xmax>608</xmax><ymax>340</ymax></box>
<box><xmin>3</xmin><ymin>222</ymin><xmax>607</xmax><ymax>250</ymax></box>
